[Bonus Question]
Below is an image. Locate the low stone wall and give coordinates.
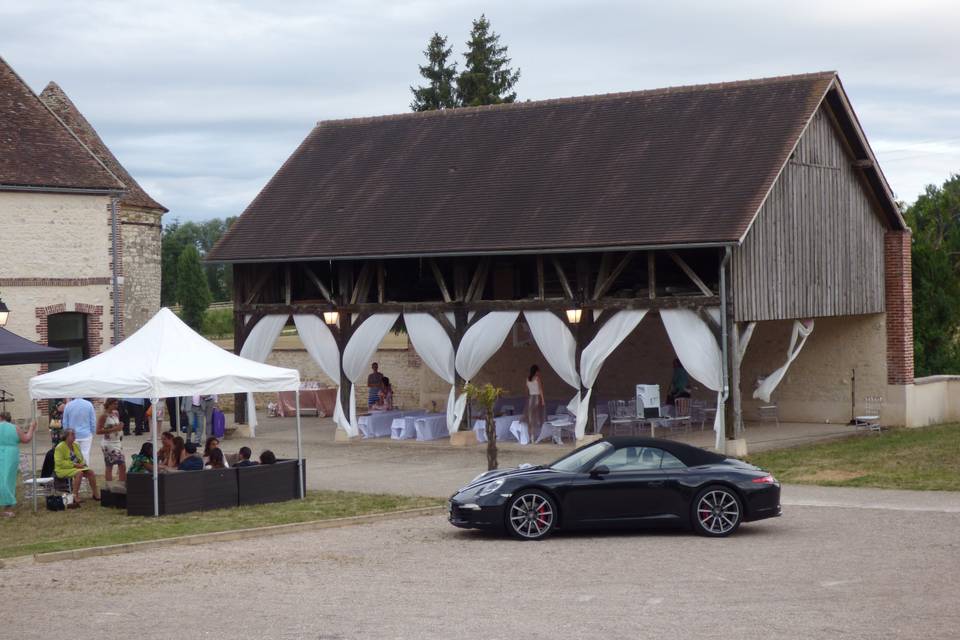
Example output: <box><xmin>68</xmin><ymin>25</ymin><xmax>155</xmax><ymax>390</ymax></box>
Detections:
<box><xmin>885</xmin><ymin>376</ymin><xmax>960</xmax><ymax>428</ymax></box>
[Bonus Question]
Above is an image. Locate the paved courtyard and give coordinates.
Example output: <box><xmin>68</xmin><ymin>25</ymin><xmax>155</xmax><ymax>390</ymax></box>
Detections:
<box><xmin>3</xmin><ymin>489</ymin><xmax>960</xmax><ymax>639</ymax></box>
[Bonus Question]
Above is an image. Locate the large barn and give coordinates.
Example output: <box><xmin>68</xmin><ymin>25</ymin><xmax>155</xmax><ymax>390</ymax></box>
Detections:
<box><xmin>208</xmin><ymin>72</ymin><xmax>916</xmax><ymax>450</ymax></box>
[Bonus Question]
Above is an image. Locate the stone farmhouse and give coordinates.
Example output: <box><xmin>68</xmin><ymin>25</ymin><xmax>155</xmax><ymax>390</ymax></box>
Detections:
<box><xmin>0</xmin><ymin>55</ymin><xmax>166</xmax><ymax>416</ymax></box>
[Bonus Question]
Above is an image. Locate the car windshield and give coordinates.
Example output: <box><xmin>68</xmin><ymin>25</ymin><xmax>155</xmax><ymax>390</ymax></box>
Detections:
<box><xmin>550</xmin><ymin>441</ymin><xmax>614</xmax><ymax>472</ymax></box>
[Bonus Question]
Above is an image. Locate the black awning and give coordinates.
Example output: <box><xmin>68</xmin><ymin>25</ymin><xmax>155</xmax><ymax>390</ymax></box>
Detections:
<box><xmin>0</xmin><ymin>327</ymin><xmax>69</xmax><ymax>366</ymax></box>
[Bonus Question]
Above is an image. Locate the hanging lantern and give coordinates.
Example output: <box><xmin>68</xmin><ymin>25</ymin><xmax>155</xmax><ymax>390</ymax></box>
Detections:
<box><xmin>565</xmin><ymin>308</ymin><xmax>582</xmax><ymax>324</ymax></box>
<box><xmin>323</xmin><ymin>310</ymin><xmax>340</xmax><ymax>326</ymax></box>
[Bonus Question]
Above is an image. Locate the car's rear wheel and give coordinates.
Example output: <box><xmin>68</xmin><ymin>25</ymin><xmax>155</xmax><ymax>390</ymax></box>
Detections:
<box><xmin>692</xmin><ymin>485</ymin><xmax>742</xmax><ymax>537</ymax></box>
<box><xmin>506</xmin><ymin>490</ymin><xmax>557</xmax><ymax>540</ymax></box>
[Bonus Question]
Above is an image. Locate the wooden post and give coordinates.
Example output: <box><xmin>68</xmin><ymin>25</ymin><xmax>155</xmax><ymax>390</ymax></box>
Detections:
<box><xmin>723</xmin><ymin>254</ymin><xmax>737</xmax><ymax>441</ymax></box>
<box><xmin>233</xmin><ymin>264</ymin><xmax>247</xmax><ymax>424</ymax></box>
<box><xmin>731</xmin><ymin>322</ymin><xmax>743</xmax><ymax>438</ymax></box>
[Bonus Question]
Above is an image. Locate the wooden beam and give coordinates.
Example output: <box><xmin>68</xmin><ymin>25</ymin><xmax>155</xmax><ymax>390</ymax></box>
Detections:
<box><xmin>432</xmin><ymin>310</ymin><xmax>455</xmax><ymax>337</ymax></box>
<box><xmin>668</xmin><ymin>251</ymin><xmax>714</xmax><ymax>296</ymax></box>
<box><xmin>593</xmin><ymin>252</ymin><xmax>635</xmax><ymax>300</ymax></box>
<box><xmin>244</xmin><ymin>266</ymin><xmax>274</xmax><ymax>305</ymax></box>
<box><xmin>241</xmin><ymin>295</ymin><xmax>721</xmax><ymax>315</ymax></box>
<box><xmin>429</xmin><ymin>259</ymin><xmax>452</xmax><ymax>303</ymax></box>
<box><xmin>647</xmin><ymin>252</ymin><xmax>656</xmax><ymax>299</ymax></box>
<box><xmin>593</xmin><ymin>253</ymin><xmax>612</xmax><ymax>299</ymax></box>
<box><xmin>284</xmin><ymin>264</ymin><xmax>292</xmax><ymax>305</ymax></box>
<box><xmin>739</xmin><ymin>321</ymin><xmax>757</xmax><ymax>362</ymax></box>
<box><xmin>300</xmin><ymin>264</ymin><xmax>333</xmax><ymax>303</ymax></box>
<box><xmin>377</xmin><ymin>262</ymin><xmax>385</xmax><ymax>303</ymax></box>
<box><xmin>465</xmin><ymin>258</ymin><xmax>490</xmax><ymax>302</ymax></box>
<box><xmin>551</xmin><ymin>258</ymin><xmax>575</xmax><ymax>300</ymax></box>
<box><xmin>536</xmin><ymin>256</ymin><xmax>545</xmax><ymax>301</ymax></box>
<box><xmin>350</xmin><ymin>263</ymin><xmax>373</xmax><ymax>305</ymax></box>
<box><xmin>696</xmin><ymin>308</ymin><xmax>722</xmax><ymax>343</ymax></box>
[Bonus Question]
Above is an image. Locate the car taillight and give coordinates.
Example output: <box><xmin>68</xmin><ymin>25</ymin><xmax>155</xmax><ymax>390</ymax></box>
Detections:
<box><xmin>752</xmin><ymin>475</ymin><xmax>776</xmax><ymax>484</ymax></box>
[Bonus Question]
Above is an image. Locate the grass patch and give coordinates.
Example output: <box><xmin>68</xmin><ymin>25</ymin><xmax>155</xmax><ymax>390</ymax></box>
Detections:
<box><xmin>0</xmin><ymin>489</ymin><xmax>441</xmax><ymax>559</ymax></box>
<box><xmin>748</xmin><ymin>423</ymin><xmax>960</xmax><ymax>491</ymax></box>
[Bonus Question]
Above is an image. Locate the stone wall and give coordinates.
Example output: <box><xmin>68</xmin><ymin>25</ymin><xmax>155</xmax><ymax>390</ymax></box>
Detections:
<box><xmin>0</xmin><ymin>192</ymin><xmax>116</xmax><ymax>420</ymax></box>
<box><xmin>119</xmin><ymin>206</ymin><xmax>163</xmax><ymax>335</ymax></box>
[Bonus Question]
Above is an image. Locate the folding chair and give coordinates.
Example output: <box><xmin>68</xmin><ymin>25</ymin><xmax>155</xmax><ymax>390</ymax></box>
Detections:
<box><xmin>854</xmin><ymin>396</ymin><xmax>883</xmax><ymax>434</ymax></box>
<box><xmin>19</xmin><ymin>453</ymin><xmax>54</xmax><ymax>500</ymax></box>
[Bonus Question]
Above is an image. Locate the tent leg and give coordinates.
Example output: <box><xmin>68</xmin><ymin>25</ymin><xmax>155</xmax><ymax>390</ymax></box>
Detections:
<box><xmin>151</xmin><ymin>398</ymin><xmax>159</xmax><ymax>517</ymax></box>
<box><xmin>175</xmin><ymin>397</ymin><xmax>180</xmax><ymax>434</ymax></box>
<box><xmin>31</xmin><ymin>402</ymin><xmax>37</xmax><ymax>513</ymax></box>
<box><xmin>295</xmin><ymin>389</ymin><xmax>304</xmax><ymax>499</ymax></box>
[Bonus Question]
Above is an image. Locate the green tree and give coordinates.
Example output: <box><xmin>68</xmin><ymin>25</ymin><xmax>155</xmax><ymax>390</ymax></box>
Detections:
<box><xmin>464</xmin><ymin>382</ymin><xmax>505</xmax><ymax>470</ymax></box>
<box><xmin>410</xmin><ymin>32</ymin><xmax>458</xmax><ymax>111</ymax></box>
<box><xmin>176</xmin><ymin>245</ymin><xmax>212</xmax><ymax>331</ymax></box>
<box><xmin>904</xmin><ymin>174</ymin><xmax>960</xmax><ymax>376</ymax></box>
<box><xmin>456</xmin><ymin>14</ymin><xmax>520</xmax><ymax>107</ymax></box>
<box><xmin>162</xmin><ymin>217</ymin><xmax>236</xmax><ymax>305</ymax></box>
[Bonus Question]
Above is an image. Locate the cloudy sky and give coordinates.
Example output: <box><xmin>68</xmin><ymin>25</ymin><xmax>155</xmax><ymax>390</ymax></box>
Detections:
<box><xmin>2</xmin><ymin>0</ymin><xmax>958</xmax><ymax>223</ymax></box>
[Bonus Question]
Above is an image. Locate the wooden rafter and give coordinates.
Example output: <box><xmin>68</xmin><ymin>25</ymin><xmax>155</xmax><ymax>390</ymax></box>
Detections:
<box><xmin>377</xmin><ymin>262</ymin><xmax>385</xmax><ymax>303</ymax></box>
<box><xmin>429</xmin><ymin>259</ymin><xmax>452</xmax><ymax>303</ymax></box>
<box><xmin>300</xmin><ymin>264</ymin><xmax>333</xmax><ymax>303</ymax></box>
<box><xmin>350</xmin><ymin>263</ymin><xmax>373</xmax><ymax>305</ymax></box>
<box><xmin>593</xmin><ymin>252</ymin><xmax>635</xmax><ymax>300</ymax></box>
<box><xmin>536</xmin><ymin>256</ymin><xmax>545</xmax><ymax>300</ymax></box>
<box><xmin>465</xmin><ymin>258</ymin><xmax>490</xmax><ymax>302</ymax></box>
<box><xmin>668</xmin><ymin>251</ymin><xmax>713</xmax><ymax>296</ymax></box>
<box><xmin>244</xmin><ymin>267</ymin><xmax>274</xmax><ymax>305</ymax></box>
<box><xmin>551</xmin><ymin>257</ymin><xmax>575</xmax><ymax>300</ymax></box>
<box><xmin>738</xmin><ymin>321</ymin><xmax>757</xmax><ymax>361</ymax></box>
<box><xmin>647</xmin><ymin>252</ymin><xmax>656</xmax><ymax>299</ymax></box>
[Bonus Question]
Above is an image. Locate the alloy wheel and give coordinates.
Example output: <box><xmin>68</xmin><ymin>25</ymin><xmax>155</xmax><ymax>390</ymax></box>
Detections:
<box><xmin>508</xmin><ymin>492</ymin><xmax>554</xmax><ymax>539</ymax></box>
<box><xmin>696</xmin><ymin>489</ymin><xmax>741</xmax><ymax>535</ymax></box>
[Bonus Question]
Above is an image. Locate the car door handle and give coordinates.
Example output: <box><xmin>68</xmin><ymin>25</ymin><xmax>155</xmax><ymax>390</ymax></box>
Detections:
<box><xmin>647</xmin><ymin>481</ymin><xmax>665</xmax><ymax>487</ymax></box>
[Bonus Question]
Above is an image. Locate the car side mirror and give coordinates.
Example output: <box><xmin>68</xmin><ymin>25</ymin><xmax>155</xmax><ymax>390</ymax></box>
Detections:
<box><xmin>590</xmin><ymin>464</ymin><xmax>610</xmax><ymax>477</ymax></box>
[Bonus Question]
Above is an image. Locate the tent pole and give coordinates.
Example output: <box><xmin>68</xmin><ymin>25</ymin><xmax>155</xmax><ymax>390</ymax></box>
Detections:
<box><xmin>175</xmin><ymin>397</ymin><xmax>180</xmax><ymax>434</ymax></box>
<box><xmin>295</xmin><ymin>389</ymin><xmax>304</xmax><ymax>499</ymax></box>
<box><xmin>151</xmin><ymin>397</ymin><xmax>159</xmax><ymax>517</ymax></box>
<box><xmin>31</xmin><ymin>401</ymin><xmax>37</xmax><ymax>512</ymax></box>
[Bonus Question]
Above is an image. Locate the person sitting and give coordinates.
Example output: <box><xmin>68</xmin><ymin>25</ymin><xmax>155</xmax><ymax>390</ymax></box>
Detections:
<box><xmin>204</xmin><ymin>448</ymin><xmax>226</xmax><ymax>470</ymax></box>
<box><xmin>372</xmin><ymin>377</ymin><xmax>394</xmax><ymax>411</ymax></box>
<box><xmin>203</xmin><ymin>436</ymin><xmax>229</xmax><ymax>467</ymax></box>
<box><xmin>162</xmin><ymin>435</ymin><xmax>186</xmax><ymax>470</ymax></box>
<box><xmin>128</xmin><ymin>442</ymin><xmax>155</xmax><ymax>474</ymax></box>
<box><xmin>259</xmin><ymin>450</ymin><xmax>277</xmax><ymax>465</ymax></box>
<box><xmin>234</xmin><ymin>446</ymin><xmax>257</xmax><ymax>467</ymax></box>
<box><xmin>53</xmin><ymin>427</ymin><xmax>101</xmax><ymax>507</ymax></box>
<box><xmin>178</xmin><ymin>442</ymin><xmax>204</xmax><ymax>471</ymax></box>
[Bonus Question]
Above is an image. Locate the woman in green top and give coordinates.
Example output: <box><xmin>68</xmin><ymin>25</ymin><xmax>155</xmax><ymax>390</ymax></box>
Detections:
<box><xmin>0</xmin><ymin>410</ymin><xmax>37</xmax><ymax>517</ymax></box>
<box><xmin>54</xmin><ymin>428</ymin><xmax>100</xmax><ymax>506</ymax></box>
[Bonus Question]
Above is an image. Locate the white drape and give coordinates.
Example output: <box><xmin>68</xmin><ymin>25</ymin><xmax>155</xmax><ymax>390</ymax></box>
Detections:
<box><xmin>753</xmin><ymin>319</ymin><xmax>814</xmax><ymax>403</ymax></box>
<box><xmin>239</xmin><ymin>314</ymin><xmax>288</xmax><ymax>436</ymax></box>
<box><xmin>340</xmin><ymin>313</ymin><xmax>400</xmax><ymax>436</ymax></box>
<box><xmin>292</xmin><ymin>314</ymin><xmax>352</xmax><ymax>433</ymax></box>
<box><xmin>404</xmin><ymin>313</ymin><xmax>458</xmax><ymax>432</ymax></box>
<box><xmin>453</xmin><ymin>311</ymin><xmax>520</xmax><ymax>430</ymax></box>
<box><xmin>523</xmin><ymin>311</ymin><xmax>580</xmax><ymax>390</ymax></box>
<box><xmin>660</xmin><ymin>308</ymin><xmax>725</xmax><ymax>450</ymax></box>
<box><xmin>573</xmin><ymin>310</ymin><xmax>648</xmax><ymax>438</ymax></box>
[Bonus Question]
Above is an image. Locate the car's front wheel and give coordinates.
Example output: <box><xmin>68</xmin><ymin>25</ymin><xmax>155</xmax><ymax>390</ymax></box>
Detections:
<box><xmin>506</xmin><ymin>490</ymin><xmax>557</xmax><ymax>540</ymax></box>
<box><xmin>692</xmin><ymin>485</ymin><xmax>742</xmax><ymax>537</ymax></box>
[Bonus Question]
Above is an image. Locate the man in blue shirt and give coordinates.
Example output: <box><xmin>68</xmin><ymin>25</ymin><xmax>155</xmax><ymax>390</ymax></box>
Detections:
<box><xmin>62</xmin><ymin>397</ymin><xmax>96</xmax><ymax>466</ymax></box>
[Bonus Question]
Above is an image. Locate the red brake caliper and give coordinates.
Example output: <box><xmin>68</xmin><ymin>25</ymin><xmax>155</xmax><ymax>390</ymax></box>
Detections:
<box><xmin>537</xmin><ymin>503</ymin><xmax>548</xmax><ymax>526</ymax></box>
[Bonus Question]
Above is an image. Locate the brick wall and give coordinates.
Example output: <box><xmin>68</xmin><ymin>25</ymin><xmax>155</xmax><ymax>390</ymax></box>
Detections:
<box><xmin>884</xmin><ymin>230</ymin><xmax>914</xmax><ymax>385</ymax></box>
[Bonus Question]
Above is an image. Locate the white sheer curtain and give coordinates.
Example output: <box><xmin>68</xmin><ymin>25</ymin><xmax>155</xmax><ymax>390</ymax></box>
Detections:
<box><xmin>575</xmin><ymin>310</ymin><xmax>648</xmax><ymax>437</ymax></box>
<box><xmin>453</xmin><ymin>311</ymin><xmax>520</xmax><ymax>430</ymax></box>
<box><xmin>754</xmin><ymin>319</ymin><xmax>814</xmax><ymax>403</ymax></box>
<box><xmin>239</xmin><ymin>314</ymin><xmax>288</xmax><ymax>436</ymax></box>
<box><xmin>340</xmin><ymin>313</ymin><xmax>400</xmax><ymax>435</ymax></box>
<box><xmin>660</xmin><ymin>308</ymin><xmax>725</xmax><ymax>450</ymax></box>
<box><xmin>292</xmin><ymin>314</ymin><xmax>352</xmax><ymax>434</ymax></box>
<box><xmin>404</xmin><ymin>313</ymin><xmax>457</xmax><ymax>432</ymax></box>
<box><xmin>523</xmin><ymin>311</ymin><xmax>581</xmax><ymax>414</ymax></box>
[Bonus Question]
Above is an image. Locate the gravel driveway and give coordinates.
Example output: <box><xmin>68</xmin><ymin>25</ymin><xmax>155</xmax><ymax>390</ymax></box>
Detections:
<box><xmin>4</xmin><ymin>496</ymin><xmax>960</xmax><ymax>639</ymax></box>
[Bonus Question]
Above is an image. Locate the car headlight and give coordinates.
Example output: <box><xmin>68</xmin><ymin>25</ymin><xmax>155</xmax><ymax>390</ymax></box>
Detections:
<box><xmin>478</xmin><ymin>478</ymin><xmax>505</xmax><ymax>496</ymax></box>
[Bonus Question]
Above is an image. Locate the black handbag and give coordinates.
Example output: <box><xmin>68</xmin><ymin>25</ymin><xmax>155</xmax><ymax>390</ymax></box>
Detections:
<box><xmin>46</xmin><ymin>495</ymin><xmax>65</xmax><ymax>511</ymax></box>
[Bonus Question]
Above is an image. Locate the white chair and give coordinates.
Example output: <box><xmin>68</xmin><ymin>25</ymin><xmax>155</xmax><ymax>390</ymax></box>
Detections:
<box><xmin>855</xmin><ymin>396</ymin><xmax>883</xmax><ymax>434</ymax></box>
<box><xmin>673</xmin><ymin>397</ymin><xmax>693</xmax><ymax>434</ymax></box>
<box><xmin>759</xmin><ymin>403</ymin><xmax>779</xmax><ymax>428</ymax></box>
<box><xmin>20</xmin><ymin>453</ymin><xmax>55</xmax><ymax>499</ymax></box>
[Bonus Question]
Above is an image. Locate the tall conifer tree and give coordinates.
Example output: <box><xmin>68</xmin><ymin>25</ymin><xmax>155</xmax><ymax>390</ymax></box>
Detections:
<box><xmin>410</xmin><ymin>32</ymin><xmax>458</xmax><ymax>111</ymax></box>
<box><xmin>456</xmin><ymin>15</ymin><xmax>520</xmax><ymax>107</ymax></box>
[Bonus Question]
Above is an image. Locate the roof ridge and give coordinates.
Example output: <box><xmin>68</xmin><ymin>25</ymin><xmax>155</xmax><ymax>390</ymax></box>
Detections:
<box><xmin>0</xmin><ymin>55</ymin><xmax>125</xmax><ymax>192</ymax></box>
<box><xmin>317</xmin><ymin>70</ymin><xmax>838</xmax><ymax>127</ymax></box>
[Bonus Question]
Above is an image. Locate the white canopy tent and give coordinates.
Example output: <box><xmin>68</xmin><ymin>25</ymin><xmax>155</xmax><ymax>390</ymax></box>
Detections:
<box><xmin>28</xmin><ymin>308</ymin><xmax>303</xmax><ymax>516</ymax></box>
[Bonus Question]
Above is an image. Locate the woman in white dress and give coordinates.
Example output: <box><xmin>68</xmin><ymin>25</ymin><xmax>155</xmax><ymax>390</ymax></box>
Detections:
<box><xmin>96</xmin><ymin>398</ymin><xmax>126</xmax><ymax>482</ymax></box>
<box><xmin>524</xmin><ymin>365</ymin><xmax>545</xmax><ymax>439</ymax></box>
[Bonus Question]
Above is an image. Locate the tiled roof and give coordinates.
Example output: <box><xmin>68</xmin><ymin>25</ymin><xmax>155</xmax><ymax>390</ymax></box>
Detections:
<box><xmin>210</xmin><ymin>72</ymin><xmax>840</xmax><ymax>262</ymax></box>
<box><xmin>40</xmin><ymin>82</ymin><xmax>167</xmax><ymax>212</ymax></box>
<box><xmin>0</xmin><ymin>56</ymin><xmax>123</xmax><ymax>192</ymax></box>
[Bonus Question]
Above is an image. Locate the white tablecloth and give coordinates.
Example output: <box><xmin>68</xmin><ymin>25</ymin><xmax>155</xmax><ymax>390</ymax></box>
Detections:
<box><xmin>415</xmin><ymin>414</ymin><xmax>449</xmax><ymax>440</ymax></box>
<box><xmin>360</xmin><ymin>410</ymin><xmax>426</xmax><ymax>438</ymax></box>
<box><xmin>390</xmin><ymin>417</ymin><xmax>418</xmax><ymax>440</ymax></box>
<box><xmin>473</xmin><ymin>415</ymin><xmax>518</xmax><ymax>442</ymax></box>
<box><xmin>509</xmin><ymin>420</ymin><xmax>530</xmax><ymax>445</ymax></box>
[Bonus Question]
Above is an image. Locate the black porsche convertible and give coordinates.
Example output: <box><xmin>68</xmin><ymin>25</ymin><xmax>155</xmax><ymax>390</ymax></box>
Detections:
<box><xmin>449</xmin><ymin>436</ymin><xmax>781</xmax><ymax>539</ymax></box>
